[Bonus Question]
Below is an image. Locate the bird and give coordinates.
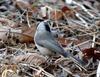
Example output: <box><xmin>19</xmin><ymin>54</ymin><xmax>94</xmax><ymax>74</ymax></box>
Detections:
<box><xmin>34</xmin><ymin>20</ymin><xmax>86</xmax><ymax>66</ymax></box>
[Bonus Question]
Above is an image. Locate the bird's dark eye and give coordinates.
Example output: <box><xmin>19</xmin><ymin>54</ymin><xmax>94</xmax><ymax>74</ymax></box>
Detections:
<box><xmin>44</xmin><ymin>22</ymin><xmax>51</xmax><ymax>32</ymax></box>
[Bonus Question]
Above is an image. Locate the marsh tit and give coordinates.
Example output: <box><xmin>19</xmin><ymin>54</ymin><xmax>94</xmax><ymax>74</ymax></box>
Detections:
<box><xmin>34</xmin><ymin>21</ymin><xmax>85</xmax><ymax>65</ymax></box>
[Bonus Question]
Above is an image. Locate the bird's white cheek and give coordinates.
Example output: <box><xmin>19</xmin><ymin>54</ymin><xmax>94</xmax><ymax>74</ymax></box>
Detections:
<box><xmin>36</xmin><ymin>44</ymin><xmax>53</xmax><ymax>56</ymax></box>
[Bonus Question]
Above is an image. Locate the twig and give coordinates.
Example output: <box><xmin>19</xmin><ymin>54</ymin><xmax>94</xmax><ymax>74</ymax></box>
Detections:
<box><xmin>38</xmin><ymin>66</ymin><xmax>55</xmax><ymax>77</ymax></box>
<box><xmin>17</xmin><ymin>10</ymin><xmax>26</xmax><ymax>23</ymax></box>
<box><xmin>92</xmin><ymin>33</ymin><xmax>96</xmax><ymax>48</ymax></box>
<box><xmin>26</xmin><ymin>11</ymin><xmax>31</xmax><ymax>27</ymax></box>
<box><xmin>97</xmin><ymin>61</ymin><xmax>100</xmax><ymax>77</ymax></box>
<box><xmin>73</xmin><ymin>1</ymin><xmax>95</xmax><ymax>18</ymax></box>
<box><xmin>19</xmin><ymin>63</ymin><xmax>55</xmax><ymax>77</ymax></box>
<box><xmin>75</xmin><ymin>13</ymin><xmax>89</xmax><ymax>28</ymax></box>
<box><xmin>58</xmin><ymin>65</ymin><xmax>75</xmax><ymax>77</ymax></box>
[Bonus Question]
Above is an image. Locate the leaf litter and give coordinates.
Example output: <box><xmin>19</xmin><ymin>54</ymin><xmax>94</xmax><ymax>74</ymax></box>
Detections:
<box><xmin>0</xmin><ymin>0</ymin><xmax>100</xmax><ymax>77</ymax></box>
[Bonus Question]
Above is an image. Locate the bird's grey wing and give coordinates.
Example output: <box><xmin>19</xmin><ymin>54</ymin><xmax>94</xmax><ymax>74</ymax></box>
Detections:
<box><xmin>36</xmin><ymin>39</ymin><xmax>86</xmax><ymax>65</ymax></box>
<box><xmin>35</xmin><ymin>31</ymin><xmax>86</xmax><ymax>65</ymax></box>
<box><xmin>36</xmin><ymin>39</ymin><xmax>68</xmax><ymax>57</ymax></box>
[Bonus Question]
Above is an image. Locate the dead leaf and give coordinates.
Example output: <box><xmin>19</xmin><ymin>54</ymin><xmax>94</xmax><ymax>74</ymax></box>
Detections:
<box><xmin>0</xmin><ymin>18</ymin><xmax>16</xmax><ymax>28</ymax></box>
<box><xmin>50</xmin><ymin>10</ymin><xmax>63</xmax><ymax>20</ymax></box>
<box><xmin>61</xmin><ymin>6</ymin><xmax>75</xmax><ymax>18</ymax></box>
<box><xmin>0</xmin><ymin>28</ymin><xmax>8</xmax><ymax>41</ymax></box>
<box><xmin>15</xmin><ymin>0</ymin><xmax>32</xmax><ymax>11</ymax></box>
<box><xmin>18</xmin><ymin>24</ymin><xmax>36</xmax><ymax>43</ymax></box>
<box><xmin>13</xmin><ymin>53</ymin><xmax>46</xmax><ymax>65</ymax></box>
<box><xmin>57</xmin><ymin>37</ymin><xmax>68</xmax><ymax>47</ymax></box>
<box><xmin>82</xmin><ymin>48</ymin><xmax>100</xmax><ymax>61</ymax></box>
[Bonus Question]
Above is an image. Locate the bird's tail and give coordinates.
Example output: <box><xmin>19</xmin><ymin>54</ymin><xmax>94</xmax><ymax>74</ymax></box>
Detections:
<box><xmin>70</xmin><ymin>55</ymin><xmax>86</xmax><ymax>66</ymax></box>
<box><xmin>63</xmin><ymin>51</ymin><xmax>86</xmax><ymax>66</ymax></box>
